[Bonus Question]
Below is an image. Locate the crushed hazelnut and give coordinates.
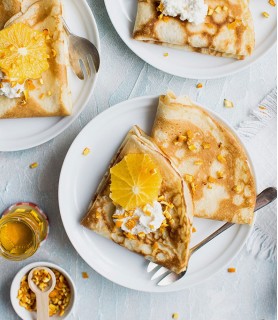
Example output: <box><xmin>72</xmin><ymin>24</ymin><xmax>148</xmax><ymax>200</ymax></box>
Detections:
<box><xmin>196</xmin><ymin>83</ymin><xmax>203</xmax><ymax>89</ymax></box>
<box><xmin>163</xmin><ymin>52</ymin><xmax>169</xmax><ymax>57</ymax></box>
<box><xmin>224</xmin><ymin>99</ymin><xmax>234</xmax><ymax>108</ymax></box>
<box><xmin>228</xmin><ymin>267</ymin><xmax>236</xmax><ymax>273</ymax></box>
<box><xmin>82</xmin><ymin>272</ymin><xmax>89</xmax><ymax>279</ymax></box>
<box><xmin>29</xmin><ymin>162</ymin><xmax>38</xmax><ymax>169</ymax></box>
<box><xmin>262</xmin><ymin>11</ymin><xmax>270</xmax><ymax>18</ymax></box>
<box><xmin>82</xmin><ymin>148</ymin><xmax>90</xmax><ymax>156</ymax></box>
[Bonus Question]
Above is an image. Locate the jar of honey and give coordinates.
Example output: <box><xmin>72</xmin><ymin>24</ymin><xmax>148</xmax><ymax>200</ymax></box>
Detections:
<box><xmin>0</xmin><ymin>202</ymin><xmax>49</xmax><ymax>261</ymax></box>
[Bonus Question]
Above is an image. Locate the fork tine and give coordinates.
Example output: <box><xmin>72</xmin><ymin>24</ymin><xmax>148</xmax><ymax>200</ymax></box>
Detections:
<box><xmin>157</xmin><ymin>272</ymin><xmax>182</xmax><ymax>286</ymax></box>
<box><xmin>147</xmin><ymin>261</ymin><xmax>159</xmax><ymax>273</ymax></box>
<box><xmin>151</xmin><ymin>267</ymin><xmax>169</xmax><ymax>281</ymax></box>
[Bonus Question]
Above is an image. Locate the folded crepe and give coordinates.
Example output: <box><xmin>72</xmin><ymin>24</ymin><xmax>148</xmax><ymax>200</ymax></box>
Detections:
<box><xmin>151</xmin><ymin>93</ymin><xmax>256</xmax><ymax>224</ymax></box>
<box><xmin>133</xmin><ymin>0</ymin><xmax>255</xmax><ymax>59</ymax></box>
<box><xmin>0</xmin><ymin>0</ymin><xmax>72</xmax><ymax>119</ymax></box>
<box><xmin>81</xmin><ymin>126</ymin><xmax>193</xmax><ymax>274</ymax></box>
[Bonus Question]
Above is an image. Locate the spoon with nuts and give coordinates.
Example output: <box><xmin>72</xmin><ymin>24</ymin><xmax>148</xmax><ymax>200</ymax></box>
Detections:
<box><xmin>28</xmin><ymin>267</ymin><xmax>56</xmax><ymax>320</ymax></box>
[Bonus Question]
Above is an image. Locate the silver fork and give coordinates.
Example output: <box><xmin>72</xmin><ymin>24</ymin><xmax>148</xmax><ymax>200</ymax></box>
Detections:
<box><xmin>147</xmin><ymin>187</ymin><xmax>277</xmax><ymax>286</ymax></box>
<box><xmin>63</xmin><ymin>19</ymin><xmax>100</xmax><ymax>80</ymax></box>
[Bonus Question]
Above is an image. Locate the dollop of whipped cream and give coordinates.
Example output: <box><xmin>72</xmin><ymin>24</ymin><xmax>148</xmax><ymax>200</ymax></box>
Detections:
<box><xmin>114</xmin><ymin>201</ymin><xmax>165</xmax><ymax>235</ymax></box>
<box><xmin>0</xmin><ymin>71</ymin><xmax>25</xmax><ymax>99</ymax></box>
<box><xmin>160</xmin><ymin>0</ymin><xmax>208</xmax><ymax>25</ymax></box>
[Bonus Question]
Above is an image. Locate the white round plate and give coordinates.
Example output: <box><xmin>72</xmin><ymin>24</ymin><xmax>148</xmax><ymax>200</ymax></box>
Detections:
<box><xmin>59</xmin><ymin>96</ymin><xmax>254</xmax><ymax>292</ymax></box>
<box><xmin>10</xmin><ymin>261</ymin><xmax>76</xmax><ymax>320</ymax></box>
<box><xmin>104</xmin><ymin>0</ymin><xmax>276</xmax><ymax>79</ymax></box>
<box><xmin>0</xmin><ymin>0</ymin><xmax>100</xmax><ymax>152</ymax></box>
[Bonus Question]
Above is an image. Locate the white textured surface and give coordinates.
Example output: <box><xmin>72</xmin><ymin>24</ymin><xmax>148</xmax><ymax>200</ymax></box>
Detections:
<box><xmin>0</xmin><ymin>0</ymin><xmax>276</xmax><ymax>319</ymax></box>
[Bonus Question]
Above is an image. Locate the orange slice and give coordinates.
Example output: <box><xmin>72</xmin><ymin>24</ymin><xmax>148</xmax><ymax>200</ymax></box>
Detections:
<box><xmin>110</xmin><ymin>154</ymin><xmax>162</xmax><ymax>210</ymax></box>
<box><xmin>0</xmin><ymin>23</ymin><xmax>49</xmax><ymax>81</ymax></box>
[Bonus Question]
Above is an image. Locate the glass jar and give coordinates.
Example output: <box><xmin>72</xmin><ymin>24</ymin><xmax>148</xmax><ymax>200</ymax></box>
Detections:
<box><xmin>0</xmin><ymin>202</ymin><xmax>49</xmax><ymax>261</ymax></box>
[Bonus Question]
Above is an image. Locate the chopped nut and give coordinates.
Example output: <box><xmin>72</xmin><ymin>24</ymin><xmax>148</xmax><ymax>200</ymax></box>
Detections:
<box><xmin>158</xmin><ymin>195</ymin><xmax>165</xmax><ymax>201</ymax></box>
<box><xmin>82</xmin><ymin>147</ymin><xmax>90</xmax><ymax>156</ymax></box>
<box><xmin>262</xmin><ymin>11</ymin><xmax>270</xmax><ymax>18</ymax></box>
<box><xmin>194</xmin><ymin>160</ymin><xmax>203</xmax><ymax>165</ymax></box>
<box><xmin>269</xmin><ymin>0</ymin><xmax>276</xmax><ymax>6</ymax></box>
<box><xmin>190</xmin><ymin>182</ymin><xmax>197</xmax><ymax>194</ymax></box>
<box><xmin>177</xmin><ymin>135</ymin><xmax>187</xmax><ymax>142</ymax></box>
<box><xmin>208</xmin><ymin>176</ymin><xmax>216</xmax><ymax>183</ymax></box>
<box><xmin>172</xmin><ymin>313</ymin><xmax>179</xmax><ymax>319</ymax></box>
<box><xmin>217</xmin><ymin>154</ymin><xmax>226</xmax><ymax>163</ymax></box>
<box><xmin>259</xmin><ymin>106</ymin><xmax>267</xmax><ymax>110</ymax></box>
<box><xmin>196</xmin><ymin>83</ymin><xmax>203</xmax><ymax>89</ymax></box>
<box><xmin>207</xmin><ymin>184</ymin><xmax>213</xmax><ymax>189</ymax></box>
<box><xmin>216</xmin><ymin>171</ymin><xmax>224</xmax><ymax>179</ymax></box>
<box><xmin>207</xmin><ymin>7</ymin><xmax>214</xmax><ymax>15</ymax></box>
<box><xmin>153</xmin><ymin>242</ymin><xmax>159</xmax><ymax>250</ymax></box>
<box><xmin>214</xmin><ymin>6</ymin><xmax>222</xmax><ymax>13</ymax></box>
<box><xmin>188</xmin><ymin>144</ymin><xmax>196</xmax><ymax>151</ymax></box>
<box><xmin>39</xmin><ymin>93</ymin><xmax>45</xmax><ymax>100</ymax></box>
<box><xmin>29</xmin><ymin>162</ymin><xmax>38</xmax><ymax>169</ymax></box>
<box><xmin>233</xmin><ymin>185</ymin><xmax>242</xmax><ymax>193</ymax></box>
<box><xmin>202</xmin><ymin>142</ymin><xmax>210</xmax><ymax>149</ymax></box>
<box><xmin>222</xmin><ymin>5</ymin><xmax>228</xmax><ymax>11</ymax></box>
<box><xmin>224</xmin><ymin>99</ymin><xmax>234</xmax><ymax>108</ymax></box>
<box><xmin>82</xmin><ymin>272</ymin><xmax>89</xmax><ymax>279</ymax></box>
<box><xmin>138</xmin><ymin>232</ymin><xmax>146</xmax><ymax>239</ymax></box>
<box><xmin>228</xmin><ymin>267</ymin><xmax>236</xmax><ymax>273</ymax></box>
<box><xmin>124</xmin><ymin>232</ymin><xmax>136</xmax><ymax>240</ymax></box>
<box><xmin>186</xmin><ymin>130</ymin><xmax>193</xmax><ymax>139</ymax></box>
<box><xmin>192</xmin><ymin>226</ymin><xmax>197</xmax><ymax>233</ymax></box>
<box><xmin>149</xmin><ymin>224</ymin><xmax>154</xmax><ymax>230</ymax></box>
<box><xmin>158</xmin><ymin>13</ymin><xmax>164</xmax><ymax>19</ymax></box>
<box><xmin>185</xmin><ymin>174</ymin><xmax>194</xmax><ymax>183</ymax></box>
<box><xmin>228</xmin><ymin>19</ymin><xmax>241</xmax><ymax>29</ymax></box>
<box><xmin>39</xmin><ymin>78</ymin><xmax>44</xmax><ymax>85</ymax></box>
<box><xmin>47</xmin><ymin>91</ymin><xmax>52</xmax><ymax>96</ymax></box>
<box><xmin>163</xmin><ymin>52</ymin><xmax>169</xmax><ymax>57</ymax></box>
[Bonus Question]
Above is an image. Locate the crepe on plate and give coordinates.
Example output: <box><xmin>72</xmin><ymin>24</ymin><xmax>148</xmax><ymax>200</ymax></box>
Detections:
<box><xmin>151</xmin><ymin>92</ymin><xmax>256</xmax><ymax>224</ymax></box>
<box><xmin>81</xmin><ymin>126</ymin><xmax>193</xmax><ymax>274</ymax></box>
<box><xmin>133</xmin><ymin>0</ymin><xmax>255</xmax><ymax>59</ymax></box>
<box><xmin>0</xmin><ymin>0</ymin><xmax>72</xmax><ymax>119</ymax></box>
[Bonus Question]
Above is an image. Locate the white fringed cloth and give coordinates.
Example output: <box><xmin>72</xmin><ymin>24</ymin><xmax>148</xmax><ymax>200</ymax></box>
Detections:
<box><xmin>237</xmin><ymin>87</ymin><xmax>277</xmax><ymax>262</ymax></box>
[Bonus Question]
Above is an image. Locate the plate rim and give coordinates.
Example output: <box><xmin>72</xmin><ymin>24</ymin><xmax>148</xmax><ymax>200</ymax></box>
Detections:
<box><xmin>104</xmin><ymin>0</ymin><xmax>277</xmax><ymax>79</ymax></box>
<box><xmin>0</xmin><ymin>0</ymin><xmax>100</xmax><ymax>152</ymax></box>
<box><xmin>58</xmin><ymin>94</ymin><xmax>256</xmax><ymax>293</ymax></box>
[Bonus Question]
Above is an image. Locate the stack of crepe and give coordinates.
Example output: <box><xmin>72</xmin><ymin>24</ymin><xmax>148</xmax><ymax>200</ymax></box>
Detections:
<box><xmin>133</xmin><ymin>0</ymin><xmax>255</xmax><ymax>59</ymax></box>
<box><xmin>0</xmin><ymin>0</ymin><xmax>72</xmax><ymax>118</ymax></box>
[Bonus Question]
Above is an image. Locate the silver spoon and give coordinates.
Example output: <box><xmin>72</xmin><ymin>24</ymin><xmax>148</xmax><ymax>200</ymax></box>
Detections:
<box><xmin>28</xmin><ymin>267</ymin><xmax>56</xmax><ymax>320</ymax></box>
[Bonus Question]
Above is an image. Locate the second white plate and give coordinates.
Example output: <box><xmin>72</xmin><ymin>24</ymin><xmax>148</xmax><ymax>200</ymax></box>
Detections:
<box><xmin>104</xmin><ymin>0</ymin><xmax>276</xmax><ymax>79</ymax></box>
<box><xmin>0</xmin><ymin>0</ymin><xmax>100</xmax><ymax>152</ymax></box>
<box><xmin>58</xmin><ymin>95</ymin><xmax>253</xmax><ymax>292</ymax></box>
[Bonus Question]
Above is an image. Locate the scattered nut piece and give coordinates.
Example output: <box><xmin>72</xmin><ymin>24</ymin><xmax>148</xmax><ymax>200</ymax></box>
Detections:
<box><xmin>228</xmin><ymin>267</ymin><xmax>236</xmax><ymax>273</ymax></box>
<box><xmin>82</xmin><ymin>272</ymin><xmax>89</xmax><ymax>279</ymax></box>
<box><xmin>269</xmin><ymin>0</ymin><xmax>276</xmax><ymax>6</ymax></box>
<box><xmin>259</xmin><ymin>106</ymin><xmax>267</xmax><ymax>110</ymax></box>
<box><xmin>82</xmin><ymin>147</ymin><xmax>90</xmax><ymax>156</ymax></box>
<box><xmin>163</xmin><ymin>52</ymin><xmax>169</xmax><ymax>57</ymax></box>
<box><xmin>208</xmin><ymin>176</ymin><xmax>216</xmax><ymax>183</ymax></box>
<box><xmin>224</xmin><ymin>99</ymin><xmax>234</xmax><ymax>108</ymax></box>
<box><xmin>262</xmin><ymin>11</ymin><xmax>270</xmax><ymax>18</ymax></box>
<box><xmin>138</xmin><ymin>232</ymin><xmax>146</xmax><ymax>239</ymax></box>
<box><xmin>192</xmin><ymin>226</ymin><xmax>197</xmax><ymax>233</ymax></box>
<box><xmin>177</xmin><ymin>135</ymin><xmax>187</xmax><ymax>142</ymax></box>
<box><xmin>196</xmin><ymin>83</ymin><xmax>203</xmax><ymax>89</ymax></box>
<box><xmin>233</xmin><ymin>185</ymin><xmax>242</xmax><ymax>193</ymax></box>
<box><xmin>207</xmin><ymin>184</ymin><xmax>213</xmax><ymax>189</ymax></box>
<box><xmin>29</xmin><ymin>162</ymin><xmax>38</xmax><ymax>169</ymax></box>
<box><xmin>172</xmin><ymin>313</ymin><xmax>179</xmax><ymax>319</ymax></box>
<box><xmin>216</xmin><ymin>171</ymin><xmax>224</xmax><ymax>179</ymax></box>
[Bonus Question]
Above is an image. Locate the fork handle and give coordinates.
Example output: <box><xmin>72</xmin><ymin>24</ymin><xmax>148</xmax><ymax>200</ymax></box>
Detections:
<box><xmin>189</xmin><ymin>187</ymin><xmax>277</xmax><ymax>256</ymax></box>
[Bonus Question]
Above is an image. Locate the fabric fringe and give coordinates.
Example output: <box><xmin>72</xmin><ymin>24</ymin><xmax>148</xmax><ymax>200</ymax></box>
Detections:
<box><xmin>237</xmin><ymin>87</ymin><xmax>277</xmax><ymax>140</ymax></box>
<box><xmin>246</xmin><ymin>225</ymin><xmax>277</xmax><ymax>262</ymax></box>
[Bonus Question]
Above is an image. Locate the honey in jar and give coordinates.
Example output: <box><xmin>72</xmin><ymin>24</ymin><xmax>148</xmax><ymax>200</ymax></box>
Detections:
<box><xmin>0</xmin><ymin>202</ymin><xmax>49</xmax><ymax>261</ymax></box>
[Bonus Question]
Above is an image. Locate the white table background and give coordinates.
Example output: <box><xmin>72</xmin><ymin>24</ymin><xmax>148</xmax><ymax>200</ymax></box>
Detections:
<box><xmin>0</xmin><ymin>0</ymin><xmax>276</xmax><ymax>319</ymax></box>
